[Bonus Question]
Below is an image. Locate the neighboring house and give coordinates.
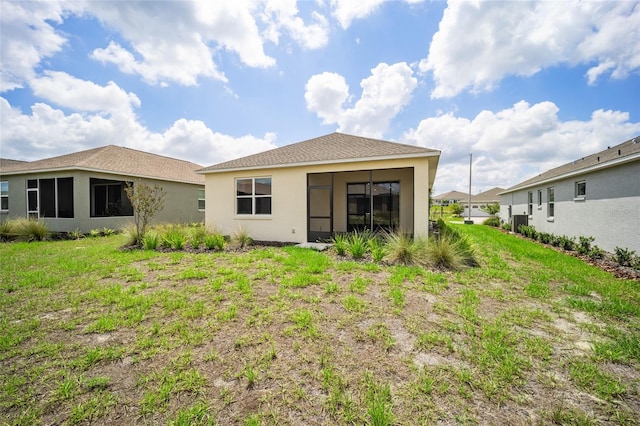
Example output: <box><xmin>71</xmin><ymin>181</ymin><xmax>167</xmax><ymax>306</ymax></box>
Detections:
<box><xmin>0</xmin><ymin>145</ymin><xmax>205</xmax><ymax>233</ymax></box>
<box><xmin>431</xmin><ymin>190</ymin><xmax>468</xmax><ymax>206</ymax></box>
<box><xmin>499</xmin><ymin>136</ymin><xmax>640</xmax><ymax>253</ymax></box>
<box><xmin>432</xmin><ymin>187</ymin><xmax>504</xmax><ymax>217</ymax></box>
<box><xmin>198</xmin><ymin>132</ymin><xmax>440</xmax><ymax>243</ymax></box>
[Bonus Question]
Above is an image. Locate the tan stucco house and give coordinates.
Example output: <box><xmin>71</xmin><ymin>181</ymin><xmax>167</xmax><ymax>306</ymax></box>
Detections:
<box><xmin>198</xmin><ymin>133</ymin><xmax>440</xmax><ymax>243</ymax></box>
<box><xmin>0</xmin><ymin>145</ymin><xmax>205</xmax><ymax>233</ymax></box>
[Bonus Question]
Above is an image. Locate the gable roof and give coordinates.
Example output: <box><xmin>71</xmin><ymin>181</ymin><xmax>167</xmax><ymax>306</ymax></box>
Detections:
<box><xmin>198</xmin><ymin>132</ymin><xmax>440</xmax><ymax>173</ymax></box>
<box><xmin>502</xmin><ymin>136</ymin><xmax>640</xmax><ymax>194</ymax></box>
<box><xmin>432</xmin><ymin>190</ymin><xmax>468</xmax><ymax>201</ymax></box>
<box><xmin>0</xmin><ymin>145</ymin><xmax>204</xmax><ymax>185</ymax></box>
<box><xmin>472</xmin><ymin>187</ymin><xmax>505</xmax><ymax>203</ymax></box>
<box><xmin>432</xmin><ymin>187</ymin><xmax>505</xmax><ymax>203</ymax></box>
<box><xmin>0</xmin><ymin>159</ymin><xmax>29</xmax><ymax>169</ymax></box>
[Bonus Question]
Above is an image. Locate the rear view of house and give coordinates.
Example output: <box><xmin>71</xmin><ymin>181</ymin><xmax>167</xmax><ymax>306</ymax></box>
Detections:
<box><xmin>198</xmin><ymin>133</ymin><xmax>440</xmax><ymax>243</ymax></box>
<box><xmin>500</xmin><ymin>136</ymin><xmax>640</xmax><ymax>253</ymax></box>
<box><xmin>1</xmin><ymin>145</ymin><xmax>205</xmax><ymax>233</ymax></box>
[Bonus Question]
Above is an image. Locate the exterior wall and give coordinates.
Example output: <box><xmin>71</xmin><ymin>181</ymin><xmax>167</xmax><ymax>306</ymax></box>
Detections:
<box><xmin>500</xmin><ymin>160</ymin><xmax>640</xmax><ymax>253</ymax></box>
<box><xmin>0</xmin><ymin>171</ymin><xmax>204</xmax><ymax>233</ymax></box>
<box><xmin>204</xmin><ymin>157</ymin><xmax>432</xmax><ymax>243</ymax></box>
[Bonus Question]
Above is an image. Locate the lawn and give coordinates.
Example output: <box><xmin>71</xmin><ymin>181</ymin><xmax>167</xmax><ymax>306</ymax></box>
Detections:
<box><xmin>1</xmin><ymin>225</ymin><xmax>639</xmax><ymax>425</ymax></box>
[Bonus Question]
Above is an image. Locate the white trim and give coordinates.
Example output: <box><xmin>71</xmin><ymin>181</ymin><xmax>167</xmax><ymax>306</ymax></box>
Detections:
<box><xmin>499</xmin><ymin>152</ymin><xmax>640</xmax><ymax>195</ymax></box>
<box><xmin>198</xmin><ymin>151</ymin><xmax>440</xmax><ymax>174</ymax></box>
<box><xmin>0</xmin><ymin>166</ymin><xmax>204</xmax><ymax>186</ymax></box>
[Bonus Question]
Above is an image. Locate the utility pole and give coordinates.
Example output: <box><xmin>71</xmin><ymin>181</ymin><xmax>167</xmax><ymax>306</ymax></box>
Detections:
<box><xmin>466</xmin><ymin>153</ymin><xmax>473</xmax><ymax>225</ymax></box>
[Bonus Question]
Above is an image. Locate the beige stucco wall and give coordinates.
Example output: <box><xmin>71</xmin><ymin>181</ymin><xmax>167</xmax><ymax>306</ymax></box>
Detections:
<box><xmin>0</xmin><ymin>171</ymin><xmax>204</xmax><ymax>233</ymax></box>
<box><xmin>204</xmin><ymin>156</ymin><xmax>433</xmax><ymax>243</ymax></box>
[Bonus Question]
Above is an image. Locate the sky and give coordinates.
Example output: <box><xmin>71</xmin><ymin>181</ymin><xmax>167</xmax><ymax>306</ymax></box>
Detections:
<box><xmin>1</xmin><ymin>0</ymin><xmax>639</xmax><ymax>195</ymax></box>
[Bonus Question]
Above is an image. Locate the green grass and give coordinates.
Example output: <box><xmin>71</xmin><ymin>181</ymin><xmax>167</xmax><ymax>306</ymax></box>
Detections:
<box><xmin>1</xmin><ymin>227</ymin><xmax>639</xmax><ymax>424</ymax></box>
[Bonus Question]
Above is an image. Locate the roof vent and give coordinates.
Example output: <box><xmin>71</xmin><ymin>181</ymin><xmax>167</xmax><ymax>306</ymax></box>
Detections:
<box><xmin>618</xmin><ymin>149</ymin><xmax>621</xmax><ymax>155</ymax></box>
<box><xmin>597</xmin><ymin>156</ymin><xmax>600</xmax><ymax>161</ymax></box>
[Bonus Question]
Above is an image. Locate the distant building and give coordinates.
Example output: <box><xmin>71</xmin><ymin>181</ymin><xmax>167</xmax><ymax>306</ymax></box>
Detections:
<box><xmin>1</xmin><ymin>145</ymin><xmax>205</xmax><ymax>233</ymax></box>
<box><xmin>432</xmin><ymin>187</ymin><xmax>504</xmax><ymax>217</ymax></box>
<box><xmin>499</xmin><ymin>136</ymin><xmax>640</xmax><ymax>253</ymax></box>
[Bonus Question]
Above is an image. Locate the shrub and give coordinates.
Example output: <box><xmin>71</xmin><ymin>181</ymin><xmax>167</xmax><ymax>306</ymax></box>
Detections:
<box><xmin>102</xmin><ymin>227</ymin><xmax>115</xmax><ymax>236</ymax></box>
<box><xmin>577</xmin><ymin>236</ymin><xmax>595</xmax><ymax>255</ymax></box>
<box><xmin>613</xmin><ymin>247</ymin><xmax>636</xmax><ymax>267</ymax></box>
<box><xmin>449</xmin><ymin>203</ymin><xmax>464</xmax><ymax>217</ymax></box>
<box><xmin>67</xmin><ymin>228</ymin><xmax>84</xmax><ymax>240</ymax></box>
<box><xmin>0</xmin><ymin>220</ymin><xmax>16</xmax><ymax>241</ymax></box>
<box><xmin>190</xmin><ymin>226</ymin><xmax>208</xmax><ymax>249</ymax></box>
<box><xmin>538</xmin><ymin>232</ymin><xmax>554</xmax><ymax>245</ymax></box>
<box><xmin>124</xmin><ymin>180</ymin><xmax>166</xmax><ymax>247</ymax></box>
<box><xmin>161</xmin><ymin>226</ymin><xmax>186</xmax><ymax>249</ymax></box>
<box><xmin>369</xmin><ymin>237</ymin><xmax>386</xmax><ymax>263</ymax></box>
<box><xmin>383</xmin><ymin>232</ymin><xmax>422</xmax><ymax>265</ymax></box>
<box><xmin>122</xmin><ymin>224</ymin><xmax>141</xmax><ymax>247</ymax></box>
<box><xmin>143</xmin><ymin>233</ymin><xmax>159</xmax><ymax>250</ymax></box>
<box><xmin>232</xmin><ymin>226</ymin><xmax>252</xmax><ymax>248</ymax></box>
<box><xmin>557</xmin><ymin>235</ymin><xmax>575</xmax><ymax>251</ymax></box>
<box><xmin>331</xmin><ymin>233</ymin><xmax>348</xmax><ymax>256</ymax></box>
<box><xmin>16</xmin><ymin>218</ymin><xmax>49</xmax><ymax>241</ymax></box>
<box><xmin>501</xmin><ymin>223</ymin><xmax>511</xmax><ymax>231</ymax></box>
<box><xmin>588</xmin><ymin>246</ymin><xmax>605</xmax><ymax>260</ymax></box>
<box><xmin>424</xmin><ymin>234</ymin><xmax>467</xmax><ymax>271</ymax></box>
<box><xmin>204</xmin><ymin>233</ymin><xmax>226</xmax><ymax>251</ymax></box>
<box><xmin>89</xmin><ymin>229</ymin><xmax>102</xmax><ymax>238</ymax></box>
<box><xmin>483</xmin><ymin>216</ymin><xmax>501</xmax><ymax>227</ymax></box>
<box><xmin>519</xmin><ymin>225</ymin><xmax>539</xmax><ymax>241</ymax></box>
<box><xmin>346</xmin><ymin>231</ymin><xmax>369</xmax><ymax>259</ymax></box>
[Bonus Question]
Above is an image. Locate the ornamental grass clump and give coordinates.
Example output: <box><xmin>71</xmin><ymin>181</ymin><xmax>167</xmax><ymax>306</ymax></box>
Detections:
<box><xmin>204</xmin><ymin>233</ymin><xmax>226</xmax><ymax>251</ymax></box>
<box><xmin>346</xmin><ymin>231</ymin><xmax>369</xmax><ymax>259</ymax></box>
<box><xmin>331</xmin><ymin>233</ymin><xmax>348</xmax><ymax>256</ymax></box>
<box><xmin>383</xmin><ymin>232</ymin><xmax>423</xmax><ymax>265</ymax></box>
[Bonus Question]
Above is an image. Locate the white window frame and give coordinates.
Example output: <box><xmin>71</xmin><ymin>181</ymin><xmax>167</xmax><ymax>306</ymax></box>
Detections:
<box><xmin>574</xmin><ymin>180</ymin><xmax>586</xmax><ymax>201</ymax></box>
<box><xmin>235</xmin><ymin>177</ymin><xmax>272</xmax><ymax>216</ymax></box>
<box><xmin>547</xmin><ymin>187</ymin><xmax>555</xmax><ymax>221</ymax></box>
<box><xmin>0</xmin><ymin>180</ymin><xmax>7</xmax><ymax>211</ymax></box>
<box><xmin>527</xmin><ymin>191</ymin><xmax>533</xmax><ymax>216</ymax></box>
<box><xmin>537</xmin><ymin>189</ymin><xmax>542</xmax><ymax>210</ymax></box>
<box><xmin>197</xmin><ymin>188</ymin><xmax>205</xmax><ymax>211</ymax></box>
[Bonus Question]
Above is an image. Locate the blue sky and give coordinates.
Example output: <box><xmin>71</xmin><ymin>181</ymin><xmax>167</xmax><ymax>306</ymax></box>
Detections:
<box><xmin>1</xmin><ymin>0</ymin><xmax>639</xmax><ymax>194</ymax></box>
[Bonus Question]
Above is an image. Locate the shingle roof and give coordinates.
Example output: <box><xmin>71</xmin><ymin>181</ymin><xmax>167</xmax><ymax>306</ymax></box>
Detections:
<box><xmin>0</xmin><ymin>145</ymin><xmax>204</xmax><ymax>184</ymax></box>
<box><xmin>471</xmin><ymin>187</ymin><xmax>505</xmax><ymax>203</ymax></box>
<box><xmin>502</xmin><ymin>136</ymin><xmax>640</xmax><ymax>193</ymax></box>
<box><xmin>432</xmin><ymin>187</ymin><xmax>505</xmax><ymax>203</ymax></box>
<box><xmin>198</xmin><ymin>132</ymin><xmax>440</xmax><ymax>173</ymax></box>
<box><xmin>432</xmin><ymin>190</ymin><xmax>468</xmax><ymax>201</ymax></box>
<box><xmin>0</xmin><ymin>159</ymin><xmax>29</xmax><ymax>169</ymax></box>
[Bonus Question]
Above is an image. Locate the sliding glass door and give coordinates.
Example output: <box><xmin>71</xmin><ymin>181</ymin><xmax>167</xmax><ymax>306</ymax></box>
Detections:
<box><xmin>347</xmin><ymin>181</ymin><xmax>399</xmax><ymax>232</ymax></box>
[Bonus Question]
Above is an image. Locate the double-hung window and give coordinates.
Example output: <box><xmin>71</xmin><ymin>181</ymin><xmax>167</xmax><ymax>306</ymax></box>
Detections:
<box><xmin>0</xmin><ymin>181</ymin><xmax>7</xmax><ymax>211</ymax></box>
<box><xmin>575</xmin><ymin>180</ymin><xmax>586</xmax><ymax>200</ymax></box>
<box><xmin>537</xmin><ymin>190</ymin><xmax>542</xmax><ymax>208</ymax></box>
<box><xmin>527</xmin><ymin>191</ymin><xmax>533</xmax><ymax>215</ymax></box>
<box><xmin>547</xmin><ymin>187</ymin><xmax>555</xmax><ymax>218</ymax></box>
<box><xmin>236</xmin><ymin>177</ymin><xmax>271</xmax><ymax>215</ymax></box>
<box><xmin>198</xmin><ymin>188</ymin><xmax>205</xmax><ymax>211</ymax></box>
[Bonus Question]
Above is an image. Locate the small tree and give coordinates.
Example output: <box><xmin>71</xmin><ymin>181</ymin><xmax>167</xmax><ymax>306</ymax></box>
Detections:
<box><xmin>124</xmin><ymin>181</ymin><xmax>166</xmax><ymax>247</ymax></box>
<box><xmin>449</xmin><ymin>203</ymin><xmax>464</xmax><ymax>217</ymax></box>
<box><xmin>481</xmin><ymin>202</ymin><xmax>500</xmax><ymax>216</ymax></box>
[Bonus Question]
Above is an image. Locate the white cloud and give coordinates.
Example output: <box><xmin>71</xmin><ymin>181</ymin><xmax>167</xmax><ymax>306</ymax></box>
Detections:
<box><xmin>0</xmin><ymin>95</ymin><xmax>278</xmax><ymax>167</ymax></box>
<box><xmin>331</xmin><ymin>0</ymin><xmax>385</xmax><ymax>29</ymax></box>
<box><xmin>422</xmin><ymin>0</ymin><xmax>640</xmax><ymax>98</ymax></box>
<box><xmin>0</xmin><ymin>1</ymin><xmax>72</xmax><ymax>91</ymax></box>
<box><xmin>261</xmin><ymin>0</ymin><xmax>329</xmax><ymax>50</ymax></box>
<box><xmin>403</xmin><ymin>101</ymin><xmax>640</xmax><ymax>193</ymax></box>
<box><xmin>29</xmin><ymin>71</ymin><xmax>141</xmax><ymax>116</ymax></box>
<box><xmin>331</xmin><ymin>0</ymin><xmax>423</xmax><ymax>29</ymax></box>
<box><xmin>305</xmin><ymin>62</ymin><xmax>417</xmax><ymax>138</ymax></box>
<box><xmin>304</xmin><ymin>72</ymin><xmax>350</xmax><ymax>124</ymax></box>
<box><xmin>2</xmin><ymin>1</ymin><xmax>331</xmax><ymax>91</ymax></box>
